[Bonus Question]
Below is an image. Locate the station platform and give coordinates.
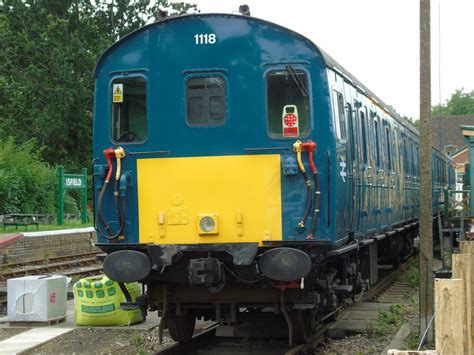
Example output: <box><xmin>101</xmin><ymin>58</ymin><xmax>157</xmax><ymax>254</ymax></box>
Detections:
<box><xmin>0</xmin><ymin>299</ymin><xmax>161</xmax><ymax>354</ymax></box>
<box><xmin>0</xmin><ymin>234</ymin><xmax>23</xmax><ymax>249</ymax></box>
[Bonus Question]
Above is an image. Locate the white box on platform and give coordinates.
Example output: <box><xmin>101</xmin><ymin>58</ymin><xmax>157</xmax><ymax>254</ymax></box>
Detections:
<box><xmin>7</xmin><ymin>275</ymin><xmax>68</xmax><ymax>322</ymax></box>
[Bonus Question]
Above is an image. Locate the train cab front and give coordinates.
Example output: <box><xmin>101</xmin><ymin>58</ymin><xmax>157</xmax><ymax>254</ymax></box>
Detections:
<box><xmin>91</xmin><ymin>13</ymin><xmax>336</xmax><ymax>343</ymax></box>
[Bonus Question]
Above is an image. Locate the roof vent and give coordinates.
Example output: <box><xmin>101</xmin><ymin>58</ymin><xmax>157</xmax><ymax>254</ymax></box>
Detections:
<box><xmin>239</xmin><ymin>5</ymin><xmax>251</xmax><ymax>16</ymax></box>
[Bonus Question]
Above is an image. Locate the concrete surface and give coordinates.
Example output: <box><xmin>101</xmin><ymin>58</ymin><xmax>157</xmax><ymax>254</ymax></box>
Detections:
<box><xmin>0</xmin><ymin>299</ymin><xmax>160</xmax><ymax>331</ymax></box>
<box><xmin>0</xmin><ymin>327</ymin><xmax>73</xmax><ymax>354</ymax></box>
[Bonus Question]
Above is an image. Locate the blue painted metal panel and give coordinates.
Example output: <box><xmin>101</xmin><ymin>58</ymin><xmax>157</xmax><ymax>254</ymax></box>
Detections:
<box><xmin>93</xmin><ymin>15</ymin><xmax>336</xmax><ymax>245</ymax></box>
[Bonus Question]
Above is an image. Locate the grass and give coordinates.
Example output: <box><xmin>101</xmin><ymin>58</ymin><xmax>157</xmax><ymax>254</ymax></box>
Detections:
<box><xmin>367</xmin><ymin>304</ymin><xmax>406</xmax><ymax>339</ymax></box>
<box><xmin>0</xmin><ymin>221</ymin><xmax>93</xmax><ymax>234</ymax></box>
<box><xmin>397</xmin><ymin>255</ymin><xmax>420</xmax><ymax>288</ymax></box>
<box><xmin>406</xmin><ymin>330</ymin><xmax>420</xmax><ymax>350</ymax></box>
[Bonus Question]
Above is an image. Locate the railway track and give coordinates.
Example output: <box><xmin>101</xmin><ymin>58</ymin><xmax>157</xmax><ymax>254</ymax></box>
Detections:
<box><xmin>155</xmin><ymin>255</ymin><xmax>416</xmax><ymax>355</ymax></box>
<box><xmin>0</xmin><ymin>251</ymin><xmax>102</xmax><ymax>281</ymax></box>
<box><xmin>0</xmin><ymin>252</ymin><xmax>104</xmax><ymax>314</ymax></box>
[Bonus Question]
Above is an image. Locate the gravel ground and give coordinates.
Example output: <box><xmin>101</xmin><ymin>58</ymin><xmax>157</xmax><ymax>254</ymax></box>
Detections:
<box><xmin>23</xmin><ymin>327</ymin><xmax>173</xmax><ymax>354</ymax></box>
<box><xmin>314</xmin><ymin>333</ymin><xmax>390</xmax><ymax>354</ymax></box>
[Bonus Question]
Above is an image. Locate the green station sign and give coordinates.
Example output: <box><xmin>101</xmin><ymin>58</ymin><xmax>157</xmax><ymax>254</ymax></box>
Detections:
<box><xmin>63</xmin><ymin>174</ymin><xmax>86</xmax><ymax>189</ymax></box>
<box><xmin>57</xmin><ymin>166</ymin><xmax>88</xmax><ymax>225</ymax></box>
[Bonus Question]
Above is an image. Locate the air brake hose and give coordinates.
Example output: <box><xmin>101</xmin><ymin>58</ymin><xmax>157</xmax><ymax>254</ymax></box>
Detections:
<box><xmin>114</xmin><ymin>148</ymin><xmax>125</xmax><ymax>226</ymax></box>
<box><xmin>96</xmin><ymin>147</ymin><xmax>127</xmax><ymax>240</ymax></box>
<box><xmin>293</xmin><ymin>140</ymin><xmax>312</xmax><ymax>228</ymax></box>
<box><xmin>303</xmin><ymin>140</ymin><xmax>320</xmax><ymax>239</ymax></box>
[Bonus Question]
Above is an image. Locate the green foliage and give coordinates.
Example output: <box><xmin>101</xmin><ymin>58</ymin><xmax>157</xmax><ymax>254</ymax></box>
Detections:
<box><xmin>406</xmin><ymin>330</ymin><xmax>420</xmax><ymax>350</ymax></box>
<box><xmin>0</xmin><ymin>0</ymin><xmax>197</xmax><ymax>214</ymax></box>
<box><xmin>432</xmin><ymin>88</ymin><xmax>474</xmax><ymax>116</ymax></box>
<box><xmin>397</xmin><ymin>258</ymin><xmax>420</xmax><ymax>288</ymax></box>
<box><xmin>0</xmin><ymin>137</ymin><xmax>56</xmax><ymax>214</ymax></box>
<box><xmin>367</xmin><ymin>304</ymin><xmax>405</xmax><ymax>338</ymax></box>
<box><xmin>130</xmin><ymin>334</ymin><xmax>143</xmax><ymax>346</ymax></box>
<box><xmin>0</xmin><ymin>0</ymin><xmax>197</xmax><ymax>173</ymax></box>
<box><xmin>64</xmin><ymin>193</ymin><xmax>79</xmax><ymax>214</ymax></box>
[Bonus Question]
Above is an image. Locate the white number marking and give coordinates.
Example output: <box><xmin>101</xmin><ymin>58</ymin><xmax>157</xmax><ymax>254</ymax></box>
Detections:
<box><xmin>194</xmin><ymin>33</ymin><xmax>217</xmax><ymax>45</ymax></box>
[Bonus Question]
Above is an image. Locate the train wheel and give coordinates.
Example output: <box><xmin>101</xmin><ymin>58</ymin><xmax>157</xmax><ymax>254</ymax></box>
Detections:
<box><xmin>166</xmin><ymin>312</ymin><xmax>196</xmax><ymax>343</ymax></box>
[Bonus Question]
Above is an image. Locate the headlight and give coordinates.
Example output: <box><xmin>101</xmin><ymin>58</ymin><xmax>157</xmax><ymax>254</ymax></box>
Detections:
<box><xmin>197</xmin><ymin>214</ymin><xmax>218</xmax><ymax>235</ymax></box>
<box><xmin>199</xmin><ymin>216</ymin><xmax>215</xmax><ymax>233</ymax></box>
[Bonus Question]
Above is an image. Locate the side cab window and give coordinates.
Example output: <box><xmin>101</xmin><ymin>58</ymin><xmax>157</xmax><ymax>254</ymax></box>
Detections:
<box><xmin>267</xmin><ymin>67</ymin><xmax>311</xmax><ymax>138</ymax></box>
<box><xmin>111</xmin><ymin>76</ymin><xmax>147</xmax><ymax>143</ymax></box>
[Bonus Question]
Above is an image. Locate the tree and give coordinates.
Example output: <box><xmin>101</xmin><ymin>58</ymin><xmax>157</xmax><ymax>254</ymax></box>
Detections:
<box><xmin>432</xmin><ymin>88</ymin><xmax>474</xmax><ymax>116</ymax></box>
<box><xmin>0</xmin><ymin>0</ymin><xmax>197</xmax><ymax>172</ymax></box>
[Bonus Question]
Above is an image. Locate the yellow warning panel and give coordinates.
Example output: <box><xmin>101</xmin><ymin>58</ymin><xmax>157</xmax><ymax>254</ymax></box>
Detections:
<box><xmin>112</xmin><ymin>84</ymin><xmax>123</xmax><ymax>103</ymax></box>
<box><xmin>137</xmin><ymin>155</ymin><xmax>282</xmax><ymax>245</ymax></box>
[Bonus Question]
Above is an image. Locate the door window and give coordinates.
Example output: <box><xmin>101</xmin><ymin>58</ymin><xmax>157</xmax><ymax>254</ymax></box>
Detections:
<box><xmin>111</xmin><ymin>77</ymin><xmax>147</xmax><ymax>143</ymax></box>
<box><xmin>267</xmin><ymin>68</ymin><xmax>310</xmax><ymax>138</ymax></box>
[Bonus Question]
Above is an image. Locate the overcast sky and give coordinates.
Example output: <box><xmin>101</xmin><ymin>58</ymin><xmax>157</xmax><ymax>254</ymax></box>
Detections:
<box><xmin>173</xmin><ymin>0</ymin><xmax>474</xmax><ymax>119</ymax></box>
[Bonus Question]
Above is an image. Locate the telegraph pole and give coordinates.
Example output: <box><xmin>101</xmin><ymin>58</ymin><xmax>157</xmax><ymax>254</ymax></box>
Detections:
<box><xmin>419</xmin><ymin>0</ymin><xmax>434</xmax><ymax>343</ymax></box>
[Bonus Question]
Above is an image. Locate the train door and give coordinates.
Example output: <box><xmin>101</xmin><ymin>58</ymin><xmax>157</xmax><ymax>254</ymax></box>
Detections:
<box><xmin>373</xmin><ymin>115</ymin><xmax>382</xmax><ymax>228</ymax></box>
<box><xmin>367</xmin><ymin>108</ymin><xmax>376</xmax><ymax>231</ymax></box>
<box><xmin>380</xmin><ymin>118</ymin><xmax>388</xmax><ymax>227</ymax></box>
<box><xmin>392</xmin><ymin>127</ymin><xmax>400</xmax><ymax>223</ymax></box>
<box><xmin>347</xmin><ymin>98</ymin><xmax>360</xmax><ymax>233</ymax></box>
<box><xmin>383</xmin><ymin>121</ymin><xmax>394</xmax><ymax>226</ymax></box>
<box><xmin>331</xmin><ymin>86</ymin><xmax>349</xmax><ymax>239</ymax></box>
<box><xmin>358</xmin><ymin>105</ymin><xmax>370</xmax><ymax>233</ymax></box>
<box><xmin>402</xmin><ymin>133</ymin><xmax>408</xmax><ymax>221</ymax></box>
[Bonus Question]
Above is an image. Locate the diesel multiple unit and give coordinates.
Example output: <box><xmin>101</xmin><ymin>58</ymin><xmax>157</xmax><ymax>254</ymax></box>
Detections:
<box><xmin>92</xmin><ymin>13</ymin><xmax>454</xmax><ymax>343</ymax></box>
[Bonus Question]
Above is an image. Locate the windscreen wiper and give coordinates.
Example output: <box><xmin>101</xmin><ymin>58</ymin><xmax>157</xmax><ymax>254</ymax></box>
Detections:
<box><xmin>286</xmin><ymin>65</ymin><xmax>309</xmax><ymax>97</ymax></box>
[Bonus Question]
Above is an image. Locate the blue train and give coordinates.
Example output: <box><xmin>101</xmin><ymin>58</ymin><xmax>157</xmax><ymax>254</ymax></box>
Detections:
<box><xmin>92</xmin><ymin>13</ymin><xmax>454</xmax><ymax>343</ymax></box>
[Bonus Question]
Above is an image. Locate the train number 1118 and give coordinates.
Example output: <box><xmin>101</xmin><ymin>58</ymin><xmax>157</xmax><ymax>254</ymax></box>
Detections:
<box><xmin>194</xmin><ymin>33</ymin><xmax>216</xmax><ymax>45</ymax></box>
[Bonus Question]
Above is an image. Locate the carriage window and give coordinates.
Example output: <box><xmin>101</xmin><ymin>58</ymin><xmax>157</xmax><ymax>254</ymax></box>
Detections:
<box><xmin>385</xmin><ymin>126</ymin><xmax>392</xmax><ymax>171</ymax></box>
<box><xmin>374</xmin><ymin>118</ymin><xmax>381</xmax><ymax>169</ymax></box>
<box><xmin>111</xmin><ymin>77</ymin><xmax>147</xmax><ymax>143</ymax></box>
<box><xmin>415</xmin><ymin>145</ymin><xmax>419</xmax><ymax>176</ymax></box>
<box><xmin>332</xmin><ymin>91</ymin><xmax>346</xmax><ymax>140</ymax></box>
<box><xmin>186</xmin><ymin>76</ymin><xmax>226</xmax><ymax>126</ymax></box>
<box><xmin>360</xmin><ymin>110</ymin><xmax>368</xmax><ymax>164</ymax></box>
<box><xmin>267</xmin><ymin>69</ymin><xmax>310</xmax><ymax>138</ymax></box>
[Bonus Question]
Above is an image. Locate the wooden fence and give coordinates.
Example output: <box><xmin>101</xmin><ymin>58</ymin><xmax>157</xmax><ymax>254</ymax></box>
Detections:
<box><xmin>389</xmin><ymin>241</ymin><xmax>474</xmax><ymax>355</ymax></box>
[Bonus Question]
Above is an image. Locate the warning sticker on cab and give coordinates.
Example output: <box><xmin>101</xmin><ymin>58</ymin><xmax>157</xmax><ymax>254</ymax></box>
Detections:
<box><xmin>113</xmin><ymin>83</ymin><xmax>123</xmax><ymax>103</ymax></box>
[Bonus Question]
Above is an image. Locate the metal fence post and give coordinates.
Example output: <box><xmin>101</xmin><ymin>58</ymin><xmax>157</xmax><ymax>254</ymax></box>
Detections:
<box><xmin>81</xmin><ymin>168</ymin><xmax>88</xmax><ymax>224</ymax></box>
<box><xmin>57</xmin><ymin>166</ymin><xmax>64</xmax><ymax>225</ymax></box>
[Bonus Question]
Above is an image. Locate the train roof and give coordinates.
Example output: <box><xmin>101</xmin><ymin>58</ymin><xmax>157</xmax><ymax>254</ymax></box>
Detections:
<box><xmin>95</xmin><ymin>13</ymin><xmax>422</xmax><ymax>139</ymax></box>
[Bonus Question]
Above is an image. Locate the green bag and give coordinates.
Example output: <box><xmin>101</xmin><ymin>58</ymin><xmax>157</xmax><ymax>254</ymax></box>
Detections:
<box><xmin>74</xmin><ymin>275</ymin><xmax>144</xmax><ymax>326</ymax></box>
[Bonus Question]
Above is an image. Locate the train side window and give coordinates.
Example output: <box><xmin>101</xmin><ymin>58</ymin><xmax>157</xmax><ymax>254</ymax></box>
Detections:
<box><xmin>347</xmin><ymin>103</ymin><xmax>356</xmax><ymax>163</ymax></box>
<box><xmin>385</xmin><ymin>126</ymin><xmax>392</xmax><ymax>171</ymax></box>
<box><xmin>332</xmin><ymin>91</ymin><xmax>346</xmax><ymax>140</ymax></box>
<box><xmin>403</xmin><ymin>137</ymin><xmax>408</xmax><ymax>175</ymax></box>
<box><xmin>415</xmin><ymin>145</ymin><xmax>419</xmax><ymax>176</ymax></box>
<box><xmin>111</xmin><ymin>77</ymin><xmax>147</xmax><ymax>143</ymax></box>
<box><xmin>267</xmin><ymin>69</ymin><xmax>310</xmax><ymax>138</ymax></box>
<box><xmin>186</xmin><ymin>76</ymin><xmax>226</xmax><ymax>126</ymax></box>
<box><xmin>393</xmin><ymin>128</ymin><xmax>399</xmax><ymax>173</ymax></box>
<box><xmin>374</xmin><ymin>118</ymin><xmax>381</xmax><ymax>169</ymax></box>
<box><xmin>360</xmin><ymin>109</ymin><xmax>368</xmax><ymax>165</ymax></box>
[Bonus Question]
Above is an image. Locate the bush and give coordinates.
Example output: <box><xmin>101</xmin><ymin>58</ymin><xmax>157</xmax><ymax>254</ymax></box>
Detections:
<box><xmin>0</xmin><ymin>137</ymin><xmax>56</xmax><ymax>214</ymax></box>
<box><xmin>64</xmin><ymin>193</ymin><xmax>79</xmax><ymax>214</ymax></box>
